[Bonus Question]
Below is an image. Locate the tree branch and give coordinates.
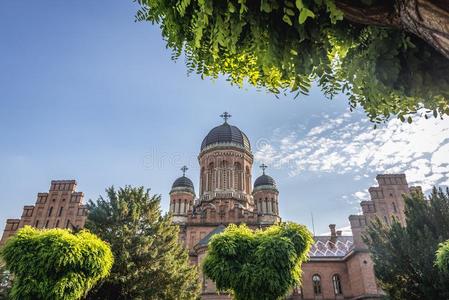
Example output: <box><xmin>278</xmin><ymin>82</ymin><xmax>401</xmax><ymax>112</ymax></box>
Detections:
<box><xmin>335</xmin><ymin>1</ymin><xmax>400</xmax><ymax>28</ymax></box>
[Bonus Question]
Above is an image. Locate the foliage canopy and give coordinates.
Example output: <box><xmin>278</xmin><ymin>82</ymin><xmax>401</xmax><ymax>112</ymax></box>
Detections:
<box><xmin>0</xmin><ymin>226</ymin><xmax>113</xmax><ymax>300</ymax></box>
<box><xmin>436</xmin><ymin>239</ymin><xmax>449</xmax><ymax>276</ymax></box>
<box><xmin>85</xmin><ymin>186</ymin><xmax>200</xmax><ymax>300</ymax></box>
<box><xmin>202</xmin><ymin>222</ymin><xmax>313</xmax><ymax>300</ymax></box>
<box><xmin>364</xmin><ymin>187</ymin><xmax>449</xmax><ymax>300</ymax></box>
<box><xmin>136</xmin><ymin>0</ymin><xmax>449</xmax><ymax>123</ymax></box>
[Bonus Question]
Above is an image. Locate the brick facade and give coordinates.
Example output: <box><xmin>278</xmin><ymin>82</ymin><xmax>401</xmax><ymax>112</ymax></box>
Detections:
<box><xmin>0</xmin><ymin>180</ymin><xmax>88</xmax><ymax>246</ymax></box>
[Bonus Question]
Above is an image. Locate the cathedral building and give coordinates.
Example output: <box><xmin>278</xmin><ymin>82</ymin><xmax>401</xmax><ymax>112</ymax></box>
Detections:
<box><xmin>168</xmin><ymin>113</ymin><xmax>422</xmax><ymax>300</ymax></box>
<box><xmin>0</xmin><ymin>113</ymin><xmax>422</xmax><ymax>300</ymax></box>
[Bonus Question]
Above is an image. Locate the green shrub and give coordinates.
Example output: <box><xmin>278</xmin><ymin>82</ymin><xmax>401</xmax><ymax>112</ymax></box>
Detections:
<box><xmin>0</xmin><ymin>226</ymin><xmax>113</xmax><ymax>300</ymax></box>
<box><xmin>203</xmin><ymin>222</ymin><xmax>313</xmax><ymax>300</ymax></box>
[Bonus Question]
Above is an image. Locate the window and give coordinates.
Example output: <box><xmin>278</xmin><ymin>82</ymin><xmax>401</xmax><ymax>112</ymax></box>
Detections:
<box><xmin>58</xmin><ymin>207</ymin><xmax>64</xmax><ymax>217</ymax></box>
<box><xmin>392</xmin><ymin>202</ymin><xmax>397</xmax><ymax>213</ymax></box>
<box><xmin>312</xmin><ymin>274</ymin><xmax>321</xmax><ymax>295</ymax></box>
<box><xmin>35</xmin><ymin>220</ymin><xmax>39</xmax><ymax>228</ymax></box>
<box><xmin>66</xmin><ymin>219</ymin><xmax>71</xmax><ymax>229</ymax></box>
<box><xmin>332</xmin><ymin>274</ymin><xmax>342</xmax><ymax>295</ymax></box>
<box><xmin>48</xmin><ymin>207</ymin><xmax>53</xmax><ymax>217</ymax></box>
<box><xmin>45</xmin><ymin>220</ymin><xmax>49</xmax><ymax>228</ymax></box>
<box><xmin>55</xmin><ymin>220</ymin><xmax>60</xmax><ymax>228</ymax></box>
<box><xmin>202</xmin><ymin>274</ymin><xmax>208</xmax><ymax>291</ymax></box>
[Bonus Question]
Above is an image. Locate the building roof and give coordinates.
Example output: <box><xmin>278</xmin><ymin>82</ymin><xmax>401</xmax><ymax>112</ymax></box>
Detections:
<box><xmin>171</xmin><ymin>176</ymin><xmax>194</xmax><ymax>190</ymax></box>
<box><xmin>309</xmin><ymin>236</ymin><xmax>354</xmax><ymax>257</ymax></box>
<box><xmin>201</xmin><ymin>122</ymin><xmax>251</xmax><ymax>152</ymax></box>
<box><xmin>196</xmin><ymin>225</ymin><xmax>226</xmax><ymax>247</ymax></box>
<box><xmin>254</xmin><ymin>174</ymin><xmax>277</xmax><ymax>188</ymax></box>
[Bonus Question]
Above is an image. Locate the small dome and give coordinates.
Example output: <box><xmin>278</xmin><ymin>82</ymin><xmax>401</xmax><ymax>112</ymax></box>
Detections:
<box><xmin>254</xmin><ymin>174</ymin><xmax>276</xmax><ymax>188</ymax></box>
<box><xmin>201</xmin><ymin>122</ymin><xmax>251</xmax><ymax>152</ymax></box>
<box><xmin>172</xmin><ymin>176</ymin><xmax>194</xmax><ymax>190</ymax></box>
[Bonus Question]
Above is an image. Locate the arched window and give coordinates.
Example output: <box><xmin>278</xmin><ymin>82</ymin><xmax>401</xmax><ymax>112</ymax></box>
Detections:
<box><xmin>245</xmin><ymin>166</ymin><xmax>250</xmax><ymax>193</ymax></box>
<box><xmin>208</xmin><ymin>162</ymin><xmax>214</xmax><ymax>191</ymax></box>
<box><xmin>201</xmin><ymin>167</ymin><xmax>206</xmax><ymax>193</ymax></box>
<box><xmin>312</xmin><ymin>274</ymin><xmax>321</xmax><ymax>295</ymax></box>
<box><xmin>234</xmin><ymin>162</ymin><xmax>242</xmax><ymax>190</ymax></box>
<box><xmin>48</xmin><ymin>207</ymin><xmax>53</xmax><ymax>217</ymax></box>
<box><xmin>332</xmin><ymin>274</ymin><xmax>342</xmax><ymax>295</ymax></box>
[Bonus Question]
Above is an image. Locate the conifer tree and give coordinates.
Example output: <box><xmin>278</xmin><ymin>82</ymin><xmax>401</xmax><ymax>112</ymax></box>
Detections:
<box><xmin>364</xmin><ymin>187</ymin><xmax>449</xmax><ymax>300</ymax></box>
<box><xmin>85</xmin><ymin>186</ymin><xmax>200</xmax><ymax>300</ymax></box>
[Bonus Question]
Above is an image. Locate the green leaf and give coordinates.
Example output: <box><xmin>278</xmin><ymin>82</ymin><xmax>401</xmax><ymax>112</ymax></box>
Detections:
<box><xmin>298</xmin><ymin>8</ymin><xmax>315</xmax><ymax>24</ymax></box>
<box><xmin>282</xmin><ymin>14</ymin><xmax>293</xmax><ymax>26</ymax></box>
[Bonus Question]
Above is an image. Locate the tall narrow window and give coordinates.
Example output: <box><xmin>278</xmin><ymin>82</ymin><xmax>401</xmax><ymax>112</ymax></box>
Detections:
<box><xmin>202</xmin><ymin>274</ymin><xmax>208</xmax><ymax>291</ymax></box>
<box><xmin>234</xmin><ymin>162</ymin><xmax>242</xmax><ymax>190</ymax></box>
<box><xmin>45</xmin><ymin>220</ymin><xmax>49</xmax><ymax>228</ymax></box>
<box><xmin>66</xmin><ymin>219</ymin><xmax>71</xmax><ymax>229</ymax></box>
<box><xmin>312</xmin><ymin>274</ymin><xmax>321</xmax><ymax>295</ymax></box>
<box><xmin>35</xmin><ymin>220</ymin><xmax>39</xmax><ymax>228</ymax></box>
<box><xmin>55</xmin><ymin>220</ymin><xmax>60</xmax><ymax>228</ymax></box>
<box><xmin>58</xmin><ymin>207</ymin><xmax>63</xmax><ymax>217</ymax></box>
<box><xmin>48</xmin><ymin>207</ymin><xmax>53</xmax><ymax>217</ymax></box>
<box><xmin>332</xmin><ymin>274</ymin><xmax>342</xmax><ymax>295</ymax></box>
<box><xmin>392</xmin><ymin>202</ymin><xmax>397</xmax><ymax>213</ymax></box>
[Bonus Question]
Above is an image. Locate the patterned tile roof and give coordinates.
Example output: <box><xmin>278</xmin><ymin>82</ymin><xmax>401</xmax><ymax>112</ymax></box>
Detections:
<box><xmin>309</xmin><ymin>236</ymin><xmax>354</xmax><ymax>257</ymax></box>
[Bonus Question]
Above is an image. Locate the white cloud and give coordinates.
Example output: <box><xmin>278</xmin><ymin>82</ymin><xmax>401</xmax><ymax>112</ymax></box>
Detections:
<box><xmin>255</xmin><ymin>111</ymin><xmax>449</xmax><ymax>194</ymax></box>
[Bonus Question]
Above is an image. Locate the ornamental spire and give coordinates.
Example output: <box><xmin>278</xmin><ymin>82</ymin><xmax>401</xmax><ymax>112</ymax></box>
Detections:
<box><xmin>181</xmin><ymin>165</ymin><xmax>188</xmax><ymax>177</ymax></box>
<box><xmin>220</xmin><ymin>112</ymin><xmax>231</xmax><ymax>123</ymax></box>
<box><xmin>260</xmin><ymin>164</ymin><xmax>268</xmax><ymax>175</ymax></box>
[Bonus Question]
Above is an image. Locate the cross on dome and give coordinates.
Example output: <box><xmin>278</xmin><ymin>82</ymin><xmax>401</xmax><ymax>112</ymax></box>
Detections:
<box><xmin>181</xmin><ymin>165</ymin><xmax>188</xmax><ymax>177</ymax></box>
<box><xmin>260</xmin><ymin>164</ymin><xmax>268</xmax><ymax>175</ymax></box>
<box><xmin>220</xmin><ymin>112</ymin><xmax>231</xmax><ymax>123</ymax></box>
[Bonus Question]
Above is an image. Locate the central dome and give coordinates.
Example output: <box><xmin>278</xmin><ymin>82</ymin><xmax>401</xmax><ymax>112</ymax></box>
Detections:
<box><xmin>201</xmin><ymin>116</ymin><xmax>251</xmax><ymax>152</ymax></box>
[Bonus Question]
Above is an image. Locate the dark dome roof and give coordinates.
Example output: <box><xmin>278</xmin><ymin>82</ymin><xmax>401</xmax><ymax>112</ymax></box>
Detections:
<box><xmin>172</xmin><ymin>176</ymin><xmax>194</xmax><ymax>190</ymax></box>
<box><xmin>201</xmin><ymin>122</ymin><xmax>251</xmax><ymax>151</ymax></box>
<box><xmin>254</xmin><ymin>174</ymin><xmax>276</xmax><ymax>188</ymax></box>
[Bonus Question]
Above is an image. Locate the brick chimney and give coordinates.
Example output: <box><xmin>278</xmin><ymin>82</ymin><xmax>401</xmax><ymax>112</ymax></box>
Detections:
<box><xmin>329</xmin><ymin>224</ymin><xmax>337</xmax><ymax>244</ymax></box>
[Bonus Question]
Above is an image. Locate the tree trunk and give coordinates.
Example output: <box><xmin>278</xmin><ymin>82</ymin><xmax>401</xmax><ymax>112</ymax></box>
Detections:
<box><xmin>336</xmin><ymin>0</ymin><xmax>449</xmax><ymax>59</ymax></box>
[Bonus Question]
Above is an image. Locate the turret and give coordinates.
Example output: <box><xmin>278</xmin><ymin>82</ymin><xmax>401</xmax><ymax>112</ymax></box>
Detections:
<box><xmin>170</xmin><ymin>166</ymin><xmax>195</xmax><ymax>224</ymax></box>
<box><xmin>253</xmin><ymin>164</ymin><xmax>280</xmax><ymax>224</ymax></box>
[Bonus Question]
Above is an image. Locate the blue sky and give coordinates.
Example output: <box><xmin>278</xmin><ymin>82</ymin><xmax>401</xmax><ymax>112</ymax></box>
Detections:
<box><xmin>1</xmin><ymin>1</ymin><xmax>448</xmax><ymax>235</ymax></box>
